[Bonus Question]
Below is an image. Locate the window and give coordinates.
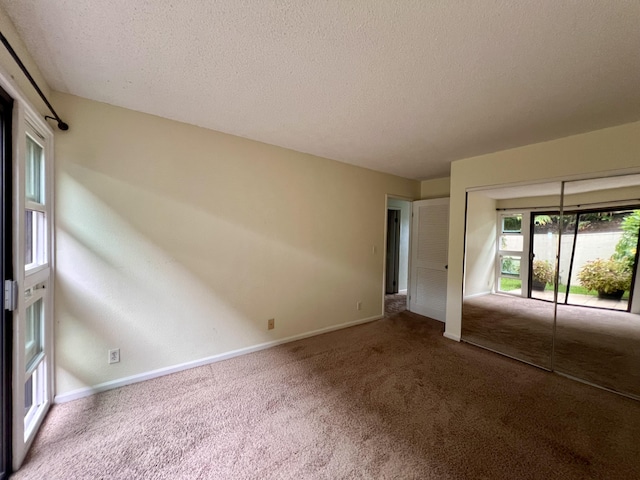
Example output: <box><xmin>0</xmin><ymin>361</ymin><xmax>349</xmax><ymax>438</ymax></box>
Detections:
<box><xmin>497</xmin><ymin>214</ymin><xmax>524</xmax><ymax>293</ymax></box>
<box><xmin>1</xmin><ymin>61</ymin><xmax>55</xmax><ymax>471</ymax></box>
<box><xmin>17</xmin><ymin>121</ymin><xmax>53</xmax><ymax>457</ymax></box>
<box><xmin>24</xmin><ymin>297</ymin><xmax>43</xmax><ymax>370</ymax></box>
<box><xmin>24</xmin><ymin>133</ymin><xmax>47</xmax><ymax>270</ymax></box>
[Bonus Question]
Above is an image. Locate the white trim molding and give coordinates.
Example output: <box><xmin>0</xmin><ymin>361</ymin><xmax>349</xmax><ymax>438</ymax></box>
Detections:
<box><xmin>443</xmin><ymin>331</ymin><xmax>461</xmax><ymax>342</ymax></box>
<box><xmin>55</xmin><ymin>314</ymin><xmax>383</xmax><ymax>403</ymax></box>
<box><xmin>0</xmin><ymin>57</ymin><xmax>56</xmax><ymax>472</ymax></box>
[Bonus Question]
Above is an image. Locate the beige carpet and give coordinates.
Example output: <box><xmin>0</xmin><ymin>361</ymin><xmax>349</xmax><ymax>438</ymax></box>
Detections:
<box><xmin>11</xmin><ymin>304</ymin><xmax>640</xmax><ymax>479</ymax></box>
<box><xmin>383</xmin><ymin>293</ymin><xmax>407</xmax><ymax>316</ymax></box>
<box><xmin>462</xmin><ymin>294</ymin><xmax>555</xmax><ymax>369</ymax></box>
<box><xmin>463</xmin><ymin>294</ymin><xmax>640</xmax><ymax>398</ymax></box>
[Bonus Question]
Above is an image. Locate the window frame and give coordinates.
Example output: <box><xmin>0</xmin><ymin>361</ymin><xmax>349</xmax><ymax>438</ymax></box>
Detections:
<box><xmin>4</xmin><ymin>76</ymin><xmax>55</xmax><ymax>470</ymax></box>
<box><xmin>495</xmin><ymin>212</ymin><xmax>531</xmax><ymax>296</ymax></box>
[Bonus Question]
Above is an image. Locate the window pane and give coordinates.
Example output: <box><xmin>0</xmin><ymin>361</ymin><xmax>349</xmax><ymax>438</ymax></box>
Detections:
<box><xmin>500</xmin><ymin>234</ymin><xmax>523</xmax><ymax>251</ymax></box>
<box><xmin>25</xmin><ymin>210</ymin><xmax>46</xmax><ymax>269</ymax></box>
<box><xmin>26</xmin><ymin>135</ymin><xmax>44</xmax><ymax>204</ymax></box>
<box><xmin>500</xmin><ymin>256</ymin><xmax>521</xmax><ymax>277</ymax></box>
<box><xmin>502</xmin><ymin>215</ymin><xmax>522</xmax><ymax>233</ymax></box>
<box><xmin>25</xmin><ymin>298</ymin><xmax>43</xmax><ymax>369</ymax></box>
<box><xmin>25</xmin><ymin>210</ymin><xmax>33</xmax><ymax>265</ymax></box>
<box><xmin>24</xmin><ymin>362</ymin><xmax>45</xmax><ymax>426</ymax></box>
<box><xmin>24</xmin><ymin>375</ymin><xmax>33</xmax><ymax>416</ymax></box>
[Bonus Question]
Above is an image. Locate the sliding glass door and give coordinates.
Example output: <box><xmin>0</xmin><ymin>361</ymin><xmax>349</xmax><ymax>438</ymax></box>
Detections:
<box><xmin>564</xmin><ymin>209</ymin><xmax>637</xmax><ymax>311</ymax></box>
<box><xmin>0</xmin><ymin>86</ymin><xmax>13</xmax><ymax>480</ymax></box>
<box><xmin>529</xmin><ymin>213</ymin><xmax>562</xmax><ymax>302</ymax></box>
<box><xmin>529</xmin><ymin>208</ymin><xmax>639</xmax><ymax>312</ymax></box>
<box><xmin>12</xmin><ymin>118</ymin><xmax>54</xmax><ymax>469</ymax></box>
<box><xmin>0</xmin><ymin>62</ymin><xmax>55</xmax><ymax>474</ymax></box>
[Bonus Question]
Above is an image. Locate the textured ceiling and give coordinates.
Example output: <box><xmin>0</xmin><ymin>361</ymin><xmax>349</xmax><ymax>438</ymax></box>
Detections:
<box><xmin>2</xmin><ymin>1</ymin><xmax>640</xmax><ymax>180</ymax></box>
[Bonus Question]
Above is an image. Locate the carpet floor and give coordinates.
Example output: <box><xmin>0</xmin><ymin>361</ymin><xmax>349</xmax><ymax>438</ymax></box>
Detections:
<box><xmin>463</xmin><ymin>294</ymin><xmax>640</xmax><ymax>398</ymax></box>
<box><xmin>383</xmin><ymin>293</ymin><xmax>407</xmax><ymax>316</ymax></box>
<box><xmin>11</xmin><ymin>298</ymin><xmax>640</xmax><ymax>479</ymax></box>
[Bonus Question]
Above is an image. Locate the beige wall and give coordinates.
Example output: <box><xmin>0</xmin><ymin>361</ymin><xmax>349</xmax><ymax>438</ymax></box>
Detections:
<box><xmin>446</xmin><ymin>121</ymin><xmax>640</xmax><ymax>340</ymax></box>
<box><xmin>420</xmin><ymin>177</ymin><xmax>450</xmax><ymax>199</ymax></box>
<box><xmin>52</xmin><ymin>92</ymin><xmax>420</xmax><ymax>395</ymax></box>
<box><xmin>463</xmin><ymin>192</ymin><xmax>496</xmax><ymax>297</ymax></box>
<box><xmin>0</xmin><ymin>4</ymin><xmax>51</xmax><ymax>116</ymax></box>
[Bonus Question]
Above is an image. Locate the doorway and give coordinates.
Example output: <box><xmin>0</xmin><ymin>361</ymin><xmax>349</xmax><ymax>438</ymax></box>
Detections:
<box><xmin>386</xmin><ymin>209</ymin><xmax>401</xmax><ymax>294</ymax></box>
<box><xmin>385</xmin><ymin>198</ymin><xmax>411</xmax><ymax>314</ymax></box>
<box><xmin>0</xmin><ymin>66</ymin><xmax>54</xmax><ymax>473</ymax></box>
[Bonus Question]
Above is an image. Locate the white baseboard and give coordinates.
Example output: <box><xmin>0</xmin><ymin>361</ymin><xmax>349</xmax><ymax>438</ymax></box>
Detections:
<box><xmin>443</xmin><ymin>331</ymin><xmax>461</xmax><ymax>342</ymax></box>
<box><xmin>398</xmin><ymin>289</ymin><xmax>407</xmax><ymax>294</ymax></box>
<box><xmin>54</xmin><ymin>314</ymin><xmax>383</xmax><ymax>404</ymax></box>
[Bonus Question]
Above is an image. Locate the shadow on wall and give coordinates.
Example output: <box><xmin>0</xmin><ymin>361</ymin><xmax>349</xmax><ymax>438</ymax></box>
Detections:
<box><xmin>55</xmin><ymin>162</ymin><xmax>380</xmax><ymax>393</ymax></box>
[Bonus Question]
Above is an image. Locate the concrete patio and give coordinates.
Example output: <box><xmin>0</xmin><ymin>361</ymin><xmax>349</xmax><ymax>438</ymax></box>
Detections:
<box><xmin>510</xmin><ymin>289</ymin><xmax>629</xmax><ymax>311</ymax></box>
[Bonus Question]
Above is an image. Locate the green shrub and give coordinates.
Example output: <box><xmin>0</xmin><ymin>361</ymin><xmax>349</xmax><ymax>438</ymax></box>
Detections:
<box><xmin>532</xmin><ymin>260</ymin><xmax>554</xmax><ymax>285</ymax></box>
<box><xmin>613</xmin><ymin>210</ymin><xmax>640</xmax><ymax>271</ymax></box>
<box><xmin>577</xmin><ymin>258</ymin><xmax>631</xmax><ymax>294</ymax></box>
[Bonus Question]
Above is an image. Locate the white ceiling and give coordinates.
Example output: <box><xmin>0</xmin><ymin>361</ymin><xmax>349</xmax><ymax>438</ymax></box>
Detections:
<box><xmin>2</xmin><ymin>1</ymin><xmax>640</xmax><ymax>180</ymax></box>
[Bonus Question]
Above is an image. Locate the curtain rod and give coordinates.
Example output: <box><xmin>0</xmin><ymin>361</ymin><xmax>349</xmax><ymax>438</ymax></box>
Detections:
<box><xmin>496</xmin><ymin>199</ymin><xmax>640</xmax><ymax>211</ymax></box>
<box><xmin>0</xmin><ymin>30</ymin><xmax>68</xmax><ymax>131</ymax></box>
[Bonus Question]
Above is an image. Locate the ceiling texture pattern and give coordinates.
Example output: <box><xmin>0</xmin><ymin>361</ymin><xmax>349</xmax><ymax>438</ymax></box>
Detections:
<box><xmin>1</xmin><ymin>0</ymin><xmax>639</xmax><ymax>179</ymax></box>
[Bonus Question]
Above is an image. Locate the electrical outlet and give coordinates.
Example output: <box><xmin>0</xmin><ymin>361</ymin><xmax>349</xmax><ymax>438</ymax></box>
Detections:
<box><xmin>357</xmin><ymin>301</ymin><xmax>362</xmax><ymax>311</ymax></box>
<box><xmin>267</xmin><ymin>318</ymin><xmax>275</xmax><ymax>330</ymax></box>
<box><xmin>108</xmin><ymin>348</ymin><xmax>120</xmax><ymax>364</ymax></box>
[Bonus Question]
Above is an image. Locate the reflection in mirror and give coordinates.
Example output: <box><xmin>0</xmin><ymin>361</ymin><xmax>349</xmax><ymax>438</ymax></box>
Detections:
<box><xmin>554</xmin><ymin>174</ymin><xmax>640</xmax><ymax>399</ymax></box>
<box><xmin>530</xmin><ymin>213</ymin><xmax>561</xmax><ymax>302</ymax></box>
<box><xmin>461</xmin><ymin>183</ymin><xmax>561</xmax><ymax>370</ymax></box>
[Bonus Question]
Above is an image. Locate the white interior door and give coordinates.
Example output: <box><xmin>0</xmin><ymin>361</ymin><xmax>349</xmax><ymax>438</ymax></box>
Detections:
<box><xmin>409</xmin><ymin>198</ymin><xmax>449</xmax><ymax>322</ymax></box>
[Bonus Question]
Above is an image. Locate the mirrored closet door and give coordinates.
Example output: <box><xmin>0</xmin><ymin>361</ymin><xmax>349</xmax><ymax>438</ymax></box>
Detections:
<box><xmin>461</xmin><ymin>183</ymin><xmax>561</xmax><ymax>370</ymax></box>
<box><xmin>554</xmin><ymin>175</ymin><xmax>640</xmax><ymax>398</ymax></box>
<box><xmin>462</xmin><ymin>174</ymin><xmax>640</xmax><ymax>400</ymax></box>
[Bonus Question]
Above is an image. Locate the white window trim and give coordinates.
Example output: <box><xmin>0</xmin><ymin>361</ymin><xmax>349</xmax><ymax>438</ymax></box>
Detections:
<box><xmin>495</xmin><ymin>211</ymin><xmax>531</xmax><ymax>296</ymax></box>
<box><xmin>0</xmin><ymin>61</ymin><xmax>55</xmax><ymax>471</ymax></box>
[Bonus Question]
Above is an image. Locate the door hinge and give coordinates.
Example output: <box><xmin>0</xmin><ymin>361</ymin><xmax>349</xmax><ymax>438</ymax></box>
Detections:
<box><xmin>4</xmin><ymin>280</ymin><xmax>17</xmax><ymax>311</ymax></box>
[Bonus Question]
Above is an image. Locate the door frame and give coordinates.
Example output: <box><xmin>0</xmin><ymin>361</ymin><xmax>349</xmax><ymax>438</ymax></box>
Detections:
<box><xmin>0</xmin><ymin>60</ymin><xmax>55</xmax><ymax>471</ymax></box>
<box><xmin>0</xmin><ymin>83</ymin><xmax>14</xmax><ymax>480</ymax></box>
<box><xmin>383</xmin><ymin>195</ymin><xmax>414</xmax><ymax>314</ymax></box>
